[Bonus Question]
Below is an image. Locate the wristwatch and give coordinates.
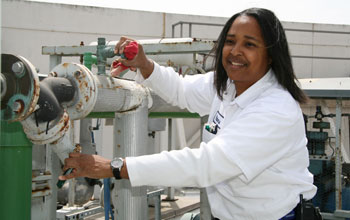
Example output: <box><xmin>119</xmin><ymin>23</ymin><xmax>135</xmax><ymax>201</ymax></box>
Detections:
<box><xmin>110</xmin><ymin>157</ymin><xmax>124</xmax><ymax>179</ymax></box>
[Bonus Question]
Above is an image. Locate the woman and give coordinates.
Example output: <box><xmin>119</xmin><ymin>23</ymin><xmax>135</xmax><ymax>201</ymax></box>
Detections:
<box><xmin>60</xmin><ymin>8</ymin><xmax>317</xmax><ymax>220</ymax></box>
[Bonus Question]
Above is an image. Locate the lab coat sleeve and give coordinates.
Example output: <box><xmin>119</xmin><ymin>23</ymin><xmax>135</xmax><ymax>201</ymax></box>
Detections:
<box><xmin>135</xmin><ymin>62</ymin><xmax>216</xmax><ymax>116</ymax></box>
<box><xmin>126</xmin><ymin>98</ymin><xmax>306</xmax><ymax>187</ymax></box>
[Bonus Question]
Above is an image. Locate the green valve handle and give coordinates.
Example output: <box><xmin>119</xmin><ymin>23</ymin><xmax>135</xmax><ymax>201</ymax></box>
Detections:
<box><xmin>56</xmin><ymin>168</ymin><xmax>73</xmax><ymax>188</ymax></box>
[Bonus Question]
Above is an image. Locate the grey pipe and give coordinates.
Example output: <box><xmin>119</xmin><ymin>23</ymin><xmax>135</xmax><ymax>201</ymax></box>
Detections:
<box><xmin>92</xmin><ymin>75</ymin><xmax>149</xmax><ymax>113</ymax></box>
<box><xmin>112</xmin><ymin>100</ymin><xmax>149</xmax><ymax>220</ymax></box>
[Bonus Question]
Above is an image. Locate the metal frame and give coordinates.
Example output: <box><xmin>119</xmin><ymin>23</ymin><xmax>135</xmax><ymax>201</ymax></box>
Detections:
<box><xmin>172</xmin><ymin>21</ymin><xmax>224</xmax><ymax>38</ymax></box>
<box><xmin>147</xmin><ymin>189</ymin><xmax>165</xmax><ymax>220</ymax></box>
<box><xmin>61</xmin><ymin>206</ymin><xmax>104</xmax><ymax>220</ymax></box>
<box><xmin>43</xmin><ymin>38</ymin><xmax>214</xmax><ymax>57</ymax></box>
<box><xmin>301</xmin><ymin>78</ymin><xmax>350</xmax><ymax>219</ymax></box>
<box><xmin>171</xmin><ymin>21</ymin><xmax>350</xmax><ymax>61</ymax></box>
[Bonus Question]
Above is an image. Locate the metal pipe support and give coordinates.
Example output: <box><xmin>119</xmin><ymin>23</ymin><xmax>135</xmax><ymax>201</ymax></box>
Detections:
<box><xmin>112</xmin><ymin>100</ymin><xmax>149</xmax><ymax>220</ymax></box>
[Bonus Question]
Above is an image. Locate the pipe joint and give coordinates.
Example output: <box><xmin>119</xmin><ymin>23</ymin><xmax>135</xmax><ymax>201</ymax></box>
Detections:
<box><xmin>50</xmin><ymin>62</ymin><xmax>98</xmax><ymax>120</ymax></box>
<box><xmin>1</xmin><ymin>54</ymin><xmax>40</xmax><ymax>122</ymax></box>
<box><xmin>97</xmin><ymin>37</ymin><xmax>115</xmax><ymax>75</ymax></box>
<box><xmin>35</xmin><ymin>77</ymin><xmax>75</xmax><ymax>122</ymax></box>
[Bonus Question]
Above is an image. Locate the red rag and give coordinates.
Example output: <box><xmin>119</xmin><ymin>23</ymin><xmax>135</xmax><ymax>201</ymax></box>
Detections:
<box><xmin>112</xmin><ymin>41</ymin><xmax>139</xmax><ymax>71</ymax></box>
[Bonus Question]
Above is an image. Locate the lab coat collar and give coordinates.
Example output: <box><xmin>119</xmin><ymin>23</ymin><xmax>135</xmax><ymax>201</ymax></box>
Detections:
<box><xmin>226</xmin><ymin>68</ymin><xmax>277</xmax><ymax>108</ymax></box>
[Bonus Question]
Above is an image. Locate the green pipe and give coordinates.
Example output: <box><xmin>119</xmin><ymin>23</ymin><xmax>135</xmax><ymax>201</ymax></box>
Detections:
<box><xmin>83</xmin><ymin>52</ymin><xmax>97</xmax><ymax>71</ymax></box>
<box><xmin>96</xmin><ymin>38</ymin><xmax>115</xmax><ymax>75</ymax></box>
<box><xmin>149</xmin><ymin>112</ymin><xmax>200</xmax><ymax>118</ymax></box>
<box><xmin>87</xmin><ymin>112</ymin><xmax>115</xmax><ymax>118</ymax></box>
<box><xmin>0</xmin><ymin>121</ymin><xmax>32</xmax><ymax>220</ymax></box>
<box><xmin>87</xmin><ymin>112</ymin><xmax>200</xmax><ymax>119</ymax></box>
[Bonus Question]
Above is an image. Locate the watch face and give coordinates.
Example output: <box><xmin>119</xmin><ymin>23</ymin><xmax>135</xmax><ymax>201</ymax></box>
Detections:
<box><xmin>111</xmin><ymin>158</ymin><xmax>123</xmax><ymax>168</ymax></box>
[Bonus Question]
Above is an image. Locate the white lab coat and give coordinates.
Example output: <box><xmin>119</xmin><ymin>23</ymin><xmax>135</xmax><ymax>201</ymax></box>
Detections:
<box><xmin>126</xmin><ymin>62</ymin><xmax>317</xmax><ymax>220</ymax></box>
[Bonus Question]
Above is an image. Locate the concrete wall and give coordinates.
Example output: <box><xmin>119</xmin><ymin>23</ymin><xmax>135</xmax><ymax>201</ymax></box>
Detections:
<box><xmin>284</xmin><ymin>22</ymin><xmax>350</xmax><ymax>78</ymax></box>
<box><xmin>2</xmin><ymin>0</ymin><xmax>350</xmax><ymax>78</ymax></box>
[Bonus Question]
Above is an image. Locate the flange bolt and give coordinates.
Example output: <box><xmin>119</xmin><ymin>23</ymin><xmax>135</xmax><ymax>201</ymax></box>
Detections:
<box><xmin>12</xmin><ymin>61</ymin><xmax>25</xmax><ymax>78</ymax></box>
<box><xmin>74</xmin><ymin>70</ymin><xmax>84</xmax><ymax>79</ymax></box>
<box><xmin>12</xmin><ymin>100</ymin><xmax>24</xmax><ymax>114</ymax></box>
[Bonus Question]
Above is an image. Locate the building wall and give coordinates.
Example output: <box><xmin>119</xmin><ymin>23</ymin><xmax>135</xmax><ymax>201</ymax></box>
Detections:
<box><xmin>2</xmin><ymin>1</ymin><xmax>350</xmax><ymax>78</ymax></box>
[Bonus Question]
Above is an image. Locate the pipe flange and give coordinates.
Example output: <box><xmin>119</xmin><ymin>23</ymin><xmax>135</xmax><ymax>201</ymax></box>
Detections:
<box><xmin>21</xmin><ymin>110</ymin><xmax>70</xmax><ymax>145</ymax></box>
<box><xmin>0</xmin><ymin>54</ymin><xmax>40</xmax><ymax>122</ymax></box>
<box><xmin>1</xmin><ymin>73</ymin><xmax>7</xmax><ymax>100</ymax></box>
<box><xmin>50</xmin><ymin>63</ymin><xmax>97</xmax><ymax>119</ymax></box>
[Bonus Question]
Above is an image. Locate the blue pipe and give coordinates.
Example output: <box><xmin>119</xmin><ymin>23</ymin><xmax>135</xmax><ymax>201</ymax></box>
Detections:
<box><xmin>103</xmin><ymin>178</ymin><xmax>114</xmax><ymax>220</ymax></box>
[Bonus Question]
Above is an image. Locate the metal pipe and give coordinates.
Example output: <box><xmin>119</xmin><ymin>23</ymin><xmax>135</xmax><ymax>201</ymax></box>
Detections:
<box><xmin>92</xmin><ymin>75</ymin><xmax>149</xmax><ymax>113</ymax></box>
<box><xmin>171</xmin><ymin>21</ymin><xmax>224</xmax><ymax>38</ymax></box>
<box><xmin>335</xmin><ymin>98</ymin><xmax>343</xmax><ymax>210</ymax></box>
<box><xmin>68</xmin><ymin>178</ymin><xmax>76</xmax><ymax>207</ymax></box>
<box><xmin>189</xmin><ymin>24</ymin><xmax>192</xmax><ymax>38</ymax></box>
<box><xmin>166</xmin><ymin>118</ymin><xmax>175</xmax><ymax>201</ymax></box>
<box><xmin>0</xmin><ymin>121</ymin><xmax>32</xmax><ymax>220</ymax></box>
<box><xmin>180</xmin><ymin>23</ymin><xmax>183</xmax><ymax>38</ymax></box>
<box><xmin>84</xmin><ymin>52</ymin><xmax>97</xmax><ymax>71</ymax></box>
<box><xmin>147</xmin><ymin>189</ymin><xmax>164</xmax><ymax>220</ymax></box>
<box><xmin>103</xmin><ymin>178</ymin><xmax>113</xmax><ymax>220</ymax></box>
<box><xmin>96</xmin><ymin>38</ymin><xmax>115</xmax><ymax>75</ymax></box>
<box><xmin>49</xmin><ymin>55</ymin><xmax>62</xmax><ymax>71</ymax></box>
<box><xmin>57</xmin><ymin>119</ymin><xmax>96</xmax><ymax>206</ymax></box>
<box><xmin>44</xmin><ymin>38</ymin><xmax>214</xmax><ymax>56</ymax></box>
<box><xmin>154</xmin><ymin>195</ymin><xmax>161</xmax><ymax>220</ymax></box>
<box><xmin>97</xmin><ymin>38</ymin><xmax>107</xmax><ymax>75</ymax></box>
<box><xmin>87</xmin><ymin>111</ymin><xmax>200</xmax><ymax>119</ymax></box>
<box><xmin>112</xmin><ymin>100</ymin><xmax>149</xmax><ymax>220</ymax></box>
<box><xmin>171</xmin><ymin>21</ymin><xmax>224</xmax><ymax>27</ymax></box>
<box><xmin>172</xmin><ymin>24</ymin><xmax>175</xmax><ymax>38</ymax></box>
<box><xmin>200</xmin><ymin>116</ymin><xmax>212</xmax><ymax>220</ymax></box>
<box><xmin>46</xmin><ymin>118</ymin><xmax>74</xmax><ymax>163</ymax></box>
<box><xmin>292</xmin><ymin>55</ymin><xmax>350</xmax><ymax>60</ymax></box>
<box><xmin>35</xmin><ymin>77</ymin><xmax>75</xmax><ymax>122</ymax></box>
<box><xmin>284</xmin><ymin>28</ymin><xmax>350</xmax><ymax>35</ymax></box>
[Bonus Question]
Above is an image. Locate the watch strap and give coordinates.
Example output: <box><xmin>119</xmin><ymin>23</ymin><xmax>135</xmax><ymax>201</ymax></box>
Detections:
<box><xmin>112</xmin><ymin>167</ymin><xmax>121</xmax><ymax>179</ymax></box>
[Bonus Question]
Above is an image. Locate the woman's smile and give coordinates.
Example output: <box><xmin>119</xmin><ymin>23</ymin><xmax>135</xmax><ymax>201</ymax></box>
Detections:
<box><xmin>222</xmin><ymin>15</ymin><xmax>270</xmax><ymax>96</ymax></box>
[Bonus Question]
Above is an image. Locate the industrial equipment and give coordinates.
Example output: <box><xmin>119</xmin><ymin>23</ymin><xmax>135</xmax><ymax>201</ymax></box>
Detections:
<box><xmin>0</xmin><ymin>38</ymin><xmax>214</xmax><ymax>220</ymax></box>
<box><xmin>301</xmin><ymin>78</ymin><xmax>350</xmax><ymax>219</ymax></box>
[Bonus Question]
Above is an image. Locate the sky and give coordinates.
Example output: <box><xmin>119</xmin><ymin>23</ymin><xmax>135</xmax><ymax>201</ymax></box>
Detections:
<box><xmin>30</xmin><ymin>0</ymin><xmax>350</xmax><ymax>25</ymax></box>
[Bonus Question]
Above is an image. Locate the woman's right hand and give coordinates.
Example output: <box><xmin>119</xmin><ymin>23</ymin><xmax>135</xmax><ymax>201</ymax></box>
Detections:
<box><xmin>111</xmin><ymin>36</ymin><xmax>154</xmax><ymax>79</ymax></box>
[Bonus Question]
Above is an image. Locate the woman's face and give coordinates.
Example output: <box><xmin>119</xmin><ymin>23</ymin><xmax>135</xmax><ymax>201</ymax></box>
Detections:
<box><xmin>222</xmin><ymin>15</ymin><xmax>270</xmax><ymax>95</ymax></box>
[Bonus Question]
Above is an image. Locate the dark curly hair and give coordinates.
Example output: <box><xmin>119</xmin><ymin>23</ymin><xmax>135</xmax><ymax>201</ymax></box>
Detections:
<box><xmin>213</xmin><ymin>8</ymin><xmax>307</xmax><ymax>103</ymax></box>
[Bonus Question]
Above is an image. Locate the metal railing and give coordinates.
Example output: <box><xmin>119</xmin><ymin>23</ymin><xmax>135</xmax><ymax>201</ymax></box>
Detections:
<box><xmin>172</xmin><ymin>21</ymin><xmax>224</xmax><ymax>38</ymax></box>
<box><xmin>172</xmin><ymin>21</ymin><xmax>350</xmax><ymax>61</ymax></box>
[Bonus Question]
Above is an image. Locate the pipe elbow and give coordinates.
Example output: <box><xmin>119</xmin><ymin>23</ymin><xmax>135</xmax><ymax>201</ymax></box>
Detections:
<box><xmin>35</xmin><ymin>77</ymin><xmax>75</xmax><ymax>122</ymax></box>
